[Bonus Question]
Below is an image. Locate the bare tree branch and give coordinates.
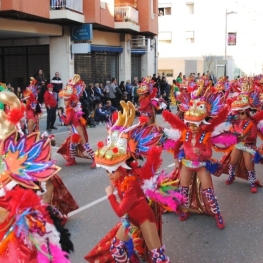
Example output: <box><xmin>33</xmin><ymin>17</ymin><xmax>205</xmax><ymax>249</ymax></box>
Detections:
<box><xmin>203</xmin><ymin>54</ymin><xmax>216</xmax><ymax>72</ymax></box>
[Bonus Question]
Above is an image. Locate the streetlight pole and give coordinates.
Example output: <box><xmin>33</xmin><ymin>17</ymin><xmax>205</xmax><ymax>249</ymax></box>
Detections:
<box><xmin>224</xmin><ymin>10</ymin><xmax>237</xmax><ymax>77</ymax></box>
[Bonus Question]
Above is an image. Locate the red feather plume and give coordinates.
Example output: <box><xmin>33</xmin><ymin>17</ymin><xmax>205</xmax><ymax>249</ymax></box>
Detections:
<box><xmin>251</xmin><ymin>109</ymin><xmax>263</xmax><ymax>123</ymax></box>
<box><xmin>203</xmin><ymin>106</ymin><xmax>229</xmax><ymax>132</ymax></box>
<box><xmin>138</xmin><ymin>146</ymin><xmax>162</xmax><ymax>180</ymax></box>
<box><xmin>7</xmin><ymin>104</ymin><xmax>25</xmax><ymax>124</ymax></box>
<box><xmin>150</xmin><ymin>87</ymin><xmax>158</xmax><ymax>99</ymax></box>
<box><xmin>139</xmin><ymin>116</ymin><xmax>149</xmax><ymax>124</ymax></box>
<box><xmin>162</xmin><ymin>110</ymin><xmax>187</xmax><ymax>131</ymax></box>
<box><xmin>71</xmin><ymin>133</ymin><xmax>80</xmax><ymax>143</ymax></box>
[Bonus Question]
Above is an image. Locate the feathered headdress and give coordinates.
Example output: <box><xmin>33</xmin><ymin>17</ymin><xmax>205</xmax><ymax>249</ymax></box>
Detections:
<box><xmin>231</xmin><ymin>79</ymin><xmax>261</xmax><ymax>111</ymax></box>
<box><xmin>59</xmin><ymin>74</ymin><xmax>85</xmax><ymax>103</ymax></box>
<box><xmin>137</xmin><ymin>77</ymin><xmax>155</xmax><ymax>95</ymax></box>
<box><xmin>95</xmin><ymin>101</ymin><xmax>163</xmax><ymax>172</ymax></box>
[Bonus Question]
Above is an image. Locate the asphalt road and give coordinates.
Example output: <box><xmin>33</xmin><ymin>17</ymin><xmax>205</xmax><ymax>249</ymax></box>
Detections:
<box><xmin>39</xmin><ymin>110</ymin><xmax>263</xmax><ymax>263</ymax></box>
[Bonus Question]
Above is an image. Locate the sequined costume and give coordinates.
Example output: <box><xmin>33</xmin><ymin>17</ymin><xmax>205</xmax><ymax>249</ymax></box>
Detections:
<box><xmin>0</xmin><ymin>91</ymin><xmax>74</xmax><ymax>262</ymax></box>
<box><xmin>57</xmin><ymin>75</ymin><xmax>96</xmax><ymax>168</ymax></box>
<box><xmin>85</xmin><ymin>101</ymin><xmax>173</xmax><ymax>263</ymax></box>
<box><xmin>163</xmin><ymin>87</ymin><xmax>228</xmax><ymax>229</ymax></box>
<box><xmin>216</xmin><ymin>78</ymin><xmax>263</xmax><ymax>193</ymax></box>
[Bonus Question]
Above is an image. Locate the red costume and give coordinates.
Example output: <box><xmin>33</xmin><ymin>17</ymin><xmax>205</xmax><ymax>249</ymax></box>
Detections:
<box><xmin>163</xmin><ymin>87</ymin><xmax>228</xmax><ymax>229</ymax></box>
<box><xmin>0</xmin><ymin>91</ymin><xmax>74</xmax><ymax>262</ymax></box>
<box><xmin>108</xmin><ymin>173</ymin><xmax>156</xmax><ymax>226</ymax></box>
<box><xmin>217</xmin><ymin>80</ymin><xmax>263</xmax><ymax>192</ymax></box>
<box><xmin>57</xmin><ymin>74</ymin><xmax>95</xmax><ymax>168</ymax></box>
<box><xmin>85</xmin><ymin>101</ymin><xmax>172</xmax><ymax>263</ymax></box>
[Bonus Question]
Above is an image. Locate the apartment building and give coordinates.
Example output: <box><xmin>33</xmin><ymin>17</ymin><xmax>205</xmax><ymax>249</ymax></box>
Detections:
<box><xmin>158</xmin><ymin>0</ymin><xmax>263</xmax><ymax>82</ymax></box>
<box><xmin>0</xmin><ymin>0</ymin><xmax>158</xmax><ymax>88</ymax></box>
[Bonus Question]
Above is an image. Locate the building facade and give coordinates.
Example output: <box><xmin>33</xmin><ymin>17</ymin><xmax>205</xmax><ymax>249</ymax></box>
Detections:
<box><xmin>158</xmin><ymin>0</ymin><xmax>263</xmax><ymax>82</ymax></box>
<box><xmin>0</xmin><ymin>0</ymin><xmax>158</xmax><ymax>89</ymax></box>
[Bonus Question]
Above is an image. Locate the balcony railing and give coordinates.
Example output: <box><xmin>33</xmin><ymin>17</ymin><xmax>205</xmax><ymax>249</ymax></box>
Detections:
<box><xmin>114</xmin><ymin>4</ymin><xmax>138</xmax><ymax>24</ymax></box>
<box><xmin>50</xmin><ymin>0</ymin><xmax>83</xmax><ymax>13</ymax></box>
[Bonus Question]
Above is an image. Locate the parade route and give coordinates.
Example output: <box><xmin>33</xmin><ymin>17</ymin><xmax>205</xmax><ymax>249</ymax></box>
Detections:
<box><xmin>39</xmin><ymin>112</ymin><xmax>263</xmax><ymax>263</ymax></box>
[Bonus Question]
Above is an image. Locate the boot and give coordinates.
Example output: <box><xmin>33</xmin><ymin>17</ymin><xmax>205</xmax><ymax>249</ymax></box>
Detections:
<box><xmin>150</xmin><ymin>245</ymin><xmax>170</xmax><ymax>263</ymax></box>
<box><xmin>66</xmin><ymin>142</ymin><xmax>77</xmax><ymax>166</ymax></box>
<box><xmin>65</xmin><ymin>158</ymin><xmax>76</xmax><ymax>166</ymax></box>
<box><xmin>203</xmin><ymin>188</ymin><xmax>224</xmax><ymax>229</ymax></box>
<box><xmin>110</xmin><ymin>237</ymin><xmax>129</xmax><ymax>263</ymax></box>
<box><xmin>247</xmin><ymin>170</ymin><xmax>258</xmax><ymax>193</ymax></box>
<box><xmin>226</xmin><ymin>164</ymin><xmax>236</xmax><ymax>185</ymax></box>
<box><xmin>179</xmin><ymin>186</ymin><xmax>190</xmax><ymax>221</ymax></box>
<box><xmin>91</xmin><ymin>160</ymin><xmax>96</xmax><ymax>169</ymax></box>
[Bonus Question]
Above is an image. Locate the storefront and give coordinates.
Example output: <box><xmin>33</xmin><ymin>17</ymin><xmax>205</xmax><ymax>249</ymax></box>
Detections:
<box><xmin>74</xmin><ymin>45</ymin><xmax>123</xmax><ymax>84</ymax></box>
<box><xmin>0</xmin><ymin>45</ymin><xmax>49</xmax><ymax>88</ymax></box>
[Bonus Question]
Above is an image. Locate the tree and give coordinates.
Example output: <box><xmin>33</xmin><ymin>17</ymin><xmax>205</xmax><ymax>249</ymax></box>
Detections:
<box><xmin>203</xmin><ymin>54</ymin><xmax>216</xmax><ymax>73</ymax></box>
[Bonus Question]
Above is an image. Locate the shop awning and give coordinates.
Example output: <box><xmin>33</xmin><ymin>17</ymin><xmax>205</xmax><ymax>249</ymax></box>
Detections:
<box><xmin>90</xmin><ymin>45</ymin><xmax>123</xmax><ymax>53</ymax></box>
<box><xmin>131</xmin><ymin>49</ymin><xmax>147</xmax><ymax>54</ymax></box>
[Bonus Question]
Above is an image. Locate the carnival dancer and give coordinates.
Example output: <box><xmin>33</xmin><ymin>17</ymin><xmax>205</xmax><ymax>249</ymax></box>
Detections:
<box><xmin>85</xmin><ymin>101</ymin><xmax>176</xmax><ymax>263</ymax></box>
<box><xmin>22</xmin><ymin>77</ymin><xmax>42</xmax><ymax>133</ymax></box>
<box><xmin>137</xmin><ymin>77</ymin><xmax>167</xmax><ymax>125</ymax></box>
<box><xmin>218</xmin><ymin>80</ymin><xmax>263</xmax><ymax>193</ymax></box>
<box><xmin>0</xmin><ymin>91</ymin><xmax>74</xmax><ymax>262</ymax></box>
<box><xmin>40</xmin><ymin>132</ymin><xmax>79</xmax><ymax>224</ymax></box>
<box><xmin>162</xmin><ymin>90</ymin><xmax>229</xmax><ymax>229</ymax></box>
<box><xmin>57</xmin><ymin>74</ymin><xmax>96</xmax><ymax>168</ymax></box>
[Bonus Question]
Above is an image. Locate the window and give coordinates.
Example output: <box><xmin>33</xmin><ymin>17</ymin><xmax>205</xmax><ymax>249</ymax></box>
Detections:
<box><xmin>158</xmin><ymin>7</ymin><xmax>171</xmax><ymax>16</ymax></box>
<box><xmin>185</xmin><ymin>31</ymin><xmax>194</xmax><ymax>43</ymax></box>
<box><xmin>158</xmin><ymin>32</ymin><xmax>172</xmax><ymax>43</ymax></box>
<box><xmin>158</xmin><ymin>70</ymin><xmax>173</xmax><ymax>77</ymax></box>
<box><xmin>186</xmin><ymin>3</ymin><xmax>194</xmax><ymax>14</ymax></box>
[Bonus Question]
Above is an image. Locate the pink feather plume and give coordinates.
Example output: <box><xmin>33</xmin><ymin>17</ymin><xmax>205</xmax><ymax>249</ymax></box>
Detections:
<box><xmin>145</xmin><ymin>189</ymin><xmax>184</xmax><ymax>212</ymax></box>
<box><xmin>37</xmin><ymin>244</ymin><xmax>70</xmax><ymax>263</ymax></box>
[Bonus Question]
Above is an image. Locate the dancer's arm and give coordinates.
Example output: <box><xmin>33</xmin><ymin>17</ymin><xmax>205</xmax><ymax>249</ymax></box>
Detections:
<box><xmin>106</xmin><ymin>185</ymin><xmax>137</xmax><ymax>217</ymax></box>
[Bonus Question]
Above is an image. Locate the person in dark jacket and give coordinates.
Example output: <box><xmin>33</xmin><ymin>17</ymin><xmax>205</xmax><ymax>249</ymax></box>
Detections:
<box><xmin>94</xmin><ymin>102</ymin><xmax>109</xmax><ymax>124</ymax></box>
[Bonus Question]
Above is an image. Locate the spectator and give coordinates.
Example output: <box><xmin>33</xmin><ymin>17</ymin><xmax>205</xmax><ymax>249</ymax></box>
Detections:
<box><xmin>16</xmin><ymin>87</ymin><xmax>23</xmax><ymax>100</ymax></box>
<box><xmin>132</xmin><ymin>81</ymin><xmax>139</xmax><ymax>105</ymax></box>
<box><xmin>132</xmin><ymin>77</ymin><xmax>138</xmax><ymax>86</ymax></box>
<box><xmin>102</xmin><ymin>100</ymin><xmax>118</xmax><ymax>115</ymax></box>
<box><xmin>94</xmin><ymin>82</ymin><xmax>104</xmax><ymax>103</ymax></box>
<box><xmin>80</xmin><ymin>85</ymin><xmax>93</xmax><ymax>121</ymax></box>
<box><xmin>210</xmin><ymin>71</ymin><xmax>217</xmax><ymax>85</ymax></box>
<box><xmin>94</xmin><ymin>102</ymin><xmax>109</xmax><ymax>124</ymax></box>
<box><xmin>51</xmin><ymin>72</ymin><xmax>63</xmax><ymax>105</ymax></box>
<box><xmin>108</xmin><ymin>77</ymin><xmax>118</xmax><ymax>108</ymax></box>
<box><xmin>44</xmin><ymin>83</ymin><xmax>58</xmax><ymax>131</ymax></box>
<box><xmin>125</xmin><ymin>80</ymin><xmax>133</xmax><ymax>101</ymax></box>
<box><xmin>99</xmin><ymin>83</ymin><xmax>106</xmax><ymax>104</ymax></box>
<box><xmin>176</xmin><ymin>72</ymin><xmax>182</xmax><ymax>83</ymax></box>
<box><xmin>35</xmin><ymin>69</ymin><xmax>47</xmax><ymax>104</ymax></box>
<box><xmin>115</xmin><ymin>82</ymin><xmax>123</xmax><ymax>109</ymax></box>
<box><xmin>104</xmin><ymin>80</ymin><xmax>110</xmax><ymax>98</ymax></box>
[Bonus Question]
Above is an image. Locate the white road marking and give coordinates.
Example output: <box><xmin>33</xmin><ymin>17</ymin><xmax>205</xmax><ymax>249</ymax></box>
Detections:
<box><xmin>68</xmin><ymin>193</ymin><xmax>112</xmax><ymax>217</ymax></box>
<box><xmin>67</xmin><ymin>162</ymin><xmax>175</xmax><ymax>217</ymax></box>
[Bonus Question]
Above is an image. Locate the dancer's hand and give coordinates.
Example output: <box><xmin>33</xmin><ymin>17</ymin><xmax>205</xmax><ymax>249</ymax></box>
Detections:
<box><xmin>105</xmin><ymin>185</ymin><xmax>114</xmax><ymax>196</ymax></box>
<box><xmin>193</xmin><ymin>147</ymin><xmax>201</xmax><ymax>155</ymax></box>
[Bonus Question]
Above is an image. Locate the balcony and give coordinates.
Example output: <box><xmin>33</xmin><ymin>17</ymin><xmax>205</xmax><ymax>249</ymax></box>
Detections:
<box><xmin>114</xmin><ymin>4</ymin><xmax>140</xmax><ymax>32</ymax></box>
<box><xmin>50</xmin><ymin>0</ymin><xmax>84</xmax><ymax>23</ymax></box>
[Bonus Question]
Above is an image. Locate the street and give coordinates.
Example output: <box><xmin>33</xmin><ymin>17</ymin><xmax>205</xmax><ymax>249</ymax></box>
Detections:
<box><xmin>39</xmin><ymin>110</ymin><xmax>263</xmax><ymax>263</ymax></box>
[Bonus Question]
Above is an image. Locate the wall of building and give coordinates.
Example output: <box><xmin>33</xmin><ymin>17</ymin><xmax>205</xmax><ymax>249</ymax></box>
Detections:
<box><xmin>92</xmin><ymin>31</ymin><xmax>120</xmax><ymax>46</ymax></box>
<box><xmin>158</xmin><ymin>0</ymin><xmax>263</xmax><ymax>79</ymax></box>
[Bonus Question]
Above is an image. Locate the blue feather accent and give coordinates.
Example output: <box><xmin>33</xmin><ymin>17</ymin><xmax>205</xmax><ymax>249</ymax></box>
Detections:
<box><xmin>177</xmin><ymin>150</ymin><xmax>185</xmax><ymax>161</ymax></box>
<box><xmin>253</xmin><ymin>151</ymin><xmax>261</xmax><ymax>164</ymax></box>
<box><xmin>16</xmin><ymin>137</ymin><xmax>26</xmax><ymax>154</ymax></box>
<box><xmin>138</xmin><ymin>145</ymin><xmax>149</xmax><ymax>153</ymax></box>
<box><xmin>26</xmin><ymin>141</ymin><xmax>44</xmax><ymax>161</ymax></box>
<box><xmin>124</xmin><ymin>238</ymin><xmax>135</xmax><ymax>258</ymax></box>
<box><xmin>205</xmin><ymin>161</ymin><xmax>220</xmax><ymax>174</ymax></box>
<box><xmin>24</xmin><ymin>161</ymin><xmax>53</xmax><ymax>172</ymax></box>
